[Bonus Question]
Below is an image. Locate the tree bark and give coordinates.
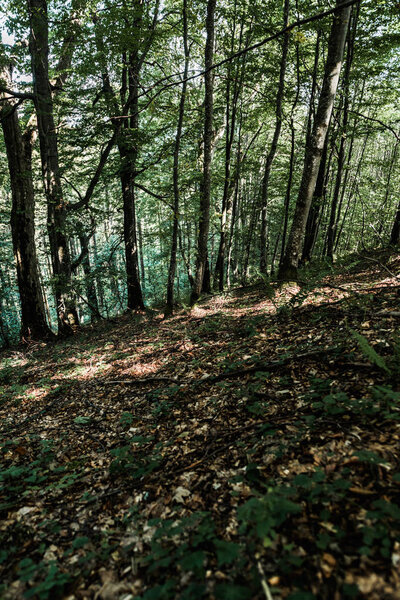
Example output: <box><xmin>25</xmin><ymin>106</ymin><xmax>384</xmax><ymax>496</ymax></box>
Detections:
<box><xmin>0</xmin><ymin>66</ymin><xmax>53</xmax><ymax>340</ymax></box>
<box><xmin>259</xmin><ymin>0</ymin><xmax>290</xmax><ymax>274</ymax></box>
<box><xmin>77</xmin><ymin>229</ymin><xmax>101</xmax><ymax>321</ymax></box>
<box><xmin>165</xmin><ymin>0</ymin><xmax>190</xmax><ymax>317</ymax></box>
<box><xmin>28</xmin><ymin>0</ymin><xmax>78</xmax><ymax>334</ymax></box>
<box><xmin>190</xmin><ymin>0</ymin><xmax>217</xmax><ymax>304</ymax></box>
<box><xmin>326</xmin><ymin>7</ymin><xmax>357</xmax><ymax>259</ymax></box>
<box><xmin>214</xmin><ymin>11</ymin><xmax>246</xmax><ymax>291</ymax></box>
<box><xmin>390</xmin><ymin>198</ymin><xmax>400</xmax><ymax>246</ymax></box>
<box><xmin>278</xmin><ymin>0</ymin><xmax>351</xmax><ymax>280</ymax></box>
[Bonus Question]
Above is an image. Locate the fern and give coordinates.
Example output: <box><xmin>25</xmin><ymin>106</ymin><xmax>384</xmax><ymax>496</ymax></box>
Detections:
<box><xmin>351</xmin><ymin>330</ymin><xmax>391</xmax><ymax>374</ymax></box>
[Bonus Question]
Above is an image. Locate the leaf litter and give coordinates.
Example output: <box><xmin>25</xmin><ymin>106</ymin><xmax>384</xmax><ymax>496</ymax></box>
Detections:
<box><xmin>0</xmin><ymin>250</ymin><xmax>400</xmax><ymax>599</ymax></box>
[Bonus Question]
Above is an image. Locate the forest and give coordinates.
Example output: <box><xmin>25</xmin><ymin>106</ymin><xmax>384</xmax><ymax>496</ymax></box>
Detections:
<box><xmin>0</xmin><ymin>0</ymin><xmax>398</xmax><ymax>341</ymax></box>
<box><xmin>1</xmin><ymin>0</ymin><xmax>400</xmax><ymax>599</ymax></box>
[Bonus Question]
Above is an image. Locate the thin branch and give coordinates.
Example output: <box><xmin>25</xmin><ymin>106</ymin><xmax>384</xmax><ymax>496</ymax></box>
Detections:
<box><xmin>114</xmin><ymin>0</ymin><xmax>362</xmax><ymax>122</ymax></box>
<box><xmin>348</xmin><ymin>110</ymin><xmax>400</xmax><ymax>141</ymax></box>
<box><xmin>67</xmin><ymin>127</ymin><xmax>120</xmax><ymax>211</ymax></box>
<box><xmin>135</xmin><ymin>182</ymin><xmax>173</xmax><ymax>208</ymax></box>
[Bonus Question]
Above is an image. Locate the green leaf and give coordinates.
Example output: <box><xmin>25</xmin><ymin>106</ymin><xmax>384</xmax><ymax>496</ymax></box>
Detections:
<box><xmin>73</xmin><ymin>416</ymin><xmax>91</xmax><ymax>425</ymax></box>
<box><xmin>72</xmin><ymin>537</ymin><xmax>89</xmax><ymax>549</ymax></box>
<box><xmin>351</xmin><ymin>330</ymin><xmax>390</xmax><ymax>374</ymax></box>
<box><xmin>178</xmin><ymin>550</ymin><xmax>205</xmax><ymax>572</ymax></box>
<box><xmin>214</xmin><ymin>540</ymin><xmax>240</xmax><ymax>565</ymax></box>
<box><xmin>287</xmin><ymin>592</ymin><xmax>316</xmax><ymax>600</ymax></box>
<box><xmin>214</xmin><ymin>583</ymin><xmax>252</xmax><ymax>599</ymax></box>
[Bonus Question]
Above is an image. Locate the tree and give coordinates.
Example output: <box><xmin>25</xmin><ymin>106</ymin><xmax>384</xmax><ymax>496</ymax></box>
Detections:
<box><xmin>0</xmin><ymin>62</ymin><xmax>53</xmax><ymax>340</ymax></box>
<box><xmin>27</xmin><ymin>0</ymin><xmax>79</xmax><ymax>334</ymax></box>
<box><xmin>259</xmin><ymin>0</ymin><xmax>290</xmax><ymax>275</ymax></box>
<box><xmin>164</xmin><ymin>0</ymin><xmax>190</xmax><ymax>317</ymax></box>
<box><xmin>279</xmin><ymin>0</ymin><xmax>352</xmax><ymax>280</ymax></box>
<box><xmin>190</xmin><ymin>0</ymin><xmax>217</xmax><ymax>304</ymax></box>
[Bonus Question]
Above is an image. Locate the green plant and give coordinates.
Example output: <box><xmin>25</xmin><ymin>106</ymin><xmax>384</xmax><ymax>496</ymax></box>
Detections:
<box><xmin>351</xmin><ymin>329</ymin><xmax>390</xmax><ymax>374</ymax></box>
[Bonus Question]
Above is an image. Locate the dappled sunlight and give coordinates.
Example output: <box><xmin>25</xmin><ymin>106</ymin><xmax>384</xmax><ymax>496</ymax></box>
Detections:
<box><xmin>1</xmin><ymin>254</ymin><xmax>400</xmax><ymax>599</ymax></box>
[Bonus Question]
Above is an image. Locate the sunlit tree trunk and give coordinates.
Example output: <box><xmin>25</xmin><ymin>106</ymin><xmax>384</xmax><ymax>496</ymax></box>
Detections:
<box><xmin>279</xmin><ymin>0</ymin><xmax>351</xmax><ymax>280</ymax></box>
<box><xmin>326</xmin><ymin>6</ymin><xmax>358</xmax><ymax>259</ymax></box>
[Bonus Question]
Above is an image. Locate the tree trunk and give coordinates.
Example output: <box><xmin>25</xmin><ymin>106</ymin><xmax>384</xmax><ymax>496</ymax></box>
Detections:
<box><xmin>77</xmin><ymin>230</ymin><xmax>101</xmax><ymax>321</ymax></box>
<box><xmin>0</xmin><ymin>67</ymin><xmax>53</xmax><ymax>341</ymax></box>
<box><xmin>165</xmin><ymin>0</ymin><xmax>190</xmax><ymax>317</ymax></box>
<box><xmin>279</xmin><ymin>39</ymin><xmax>300</xmax><ymax>271</ymax></box>
<box><xmin>190</xmin><ymin>0</ymin><xmax>217</xmax><ymax>304</ymax></box>
<box><xmin>259</xmin><ymin>0</ymin><xmax>290</xmax><ymax>274</ymax></box>
<box><xmin>214</xmin><ymin>12</ymin><xmax>246</xmax><ymax>291</ymax></box>
<box><xmin>390</xmin><ymin>199</ymin><xmax>400</xmax><ymax>246</ymax></box>
<box><xmin>326</xmin><ymin>7</ymin><xmax>357</xmax><ymax>259</ymax></box>
<box><xmin>120</xmin><ymin>63</ymin><xmax>145</xmax><ymax>310</ymax></box>
<box><xmin>28</xmin><ymin>0</ymin><xmax>78</xmax><ymax>334</ymax></box>
<box><xmin>301</xmin><ymin>140</ymin><xmax>329</xmax><ymax>262</ymax></box>
<box><xmin>278</xmin><ymin>0</ymin><xmax>351</xmax><ymax>280</ymax></box>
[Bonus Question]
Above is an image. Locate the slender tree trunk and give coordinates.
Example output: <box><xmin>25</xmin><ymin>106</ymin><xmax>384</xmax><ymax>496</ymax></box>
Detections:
<box><xmin>279</xmin><ymin>39</ymin><xmax>300</xmax><ymax>271</ymax></box>
<box><xmin>279</xmin><ymin>0</ymin><xmax>351</xmax><ymax>280</ymax></box>
<box><xmin>0</xmin><ymin>266</ymin><xmax>11</xmax><ymax>347</ymax></box>
<box><xmin>178</xmin><ymin>226</ymin><xmax>194</xmax><ymax>288</ymax></box>
<box><xmin>301</xmin><ymin>140</ymin><xmax>329</xmax><ymax>262</ymax></box>
<box><xmin>279</xmin><ymin>123</ymin><xmax>296</xmax><ymax>267</ymax></box>
<box><xmin>95</xmin><ymin>233</ymin><xmax>107</xmax><ymax>316</ymax></box>
<box><xmin>379</xmin><ymin>138</ymin><xmax>398</xmax><ymax>241</ymax></box>
<box><xmin>137</xmin><ymin>218</ymin><xmax>146</xmax><ymax>291</ymax></box>
<box><xmin>165</xmin><ymin>0</ymin><xmax>190</xmax><ymax>317</ymax></box>
<box><xmin>214</xmin><ymin>11</ymin><xmax>246</xmax><ymax>291</ymax></box>
<box><xmin>0</xmin><ymin>67</ymin><xmax>53</xmax><ymax>340</ymax></box>
<box><xmin>77</xmin><ymin>230</ymin><xmax>101</xmax><ymax>321</ymax></box>
<box><xmin>28</xmin><ymin>0</ymin><xmax>78</xmax><ymax>334</ymax></box>
<box><xmin>390</xmin><ymin>198</ymin><xmax>400</xmax><ymax>246</ymax></box>
<box><xmin>259</xmin><ymin>0</ymin><xmax>290</xmax><ymax>274</ymax></box>
<box><xmin>242</xmin><ymin>193</ymin><xmax>258</xmax><ymax>284</ymax></box>
<box><xmin>190</xmin><ymin>0</ymin><xmax>217</xmax><ymax>304</ymax></box>
<box><xmin>326</xmin><ymin>8</ymin><xmax>357</xmax><ymax>259</ymax></box>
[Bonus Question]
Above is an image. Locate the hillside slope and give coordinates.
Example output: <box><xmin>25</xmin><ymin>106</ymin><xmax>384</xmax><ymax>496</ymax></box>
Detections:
<box><xmin>1</xmin><ymin>250</ymin><xmax>400</xmax><ymax>600</ymax></box>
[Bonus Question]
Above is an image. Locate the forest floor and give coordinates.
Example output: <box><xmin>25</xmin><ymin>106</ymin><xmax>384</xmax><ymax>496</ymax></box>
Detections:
<box><xmin>1</xmin><ymin>248</ymin><xmax>400</xmax><ymax>600</ymax></box>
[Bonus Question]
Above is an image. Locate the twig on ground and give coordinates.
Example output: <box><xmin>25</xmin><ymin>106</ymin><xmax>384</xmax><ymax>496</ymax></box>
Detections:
<box><xmin>257</xmin><ymin>561</ymin><xmax>274</xmax><ymax>600</ymax></box>
<box><xmin>356</xmin><ymin>253</ymin><xmax>400</xmax><ymax>279</ymax></box>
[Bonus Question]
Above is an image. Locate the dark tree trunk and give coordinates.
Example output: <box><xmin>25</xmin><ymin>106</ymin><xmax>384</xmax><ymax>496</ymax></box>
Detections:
<box><xmin>165</xmin><ymin>0</ymin><xmax>190</xmax><ymax>317</ymax></box>
<box><xmin>278</xmin><ymin>39</ymin><xmax>300</xmax><ymax>272</ymax></box>
<box><xmin>279</xmin><ymin>0</ymin><xmax>351</xmax><ymax>280</ymax></box>
<box><xmin>0</xmin><ymin>68</ymin><xmax>53</xmax><ymax>341</ymax></box>
<box><xmin>28</xmin><ymin>0</ymin><xmax>78</xmax><ymax>334</ymax></box>
<box><xmin>120</xmin><ymin>58</ymin><xmax>145</xmax><ymax>310</ymax></box>
<box><xmin>391</xmin><ymin>199</ymin><xmax>400</xmax><ymax>246</ymax></box>
<box><xmin>191</xmin><ymin>0</ymin><xmax>217</xmax><ymax>304</ymax></box>
<box><xmin>301</xmin><ymin>140</ymin><xmax>329</xmax><ymax>263</ymax></box>
<box><xmin>259</xmin><ymin>0</ymin><xmax>290</xmax><ymax>274</ymax></box>
<box><xmin>214</xmin><ymin>12</ymin><xmax>246</xmax><ymax>292</ymax></box>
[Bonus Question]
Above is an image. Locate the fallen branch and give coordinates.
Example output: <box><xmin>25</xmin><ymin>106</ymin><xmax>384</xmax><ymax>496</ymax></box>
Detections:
<box><xmin>376</xmin><ymin>310</ymin><xmax>400</xmax><ymax>318</ymax></box>
<box><xmin>104</xmin><ymin>376</ymin><xmax>180</xmax><ymax>385</ymax></box>
<box><xmin>202</xmin><ymin>346</ymin><xmax>344</xmax><ymax>384</ymax></box>
<box><xmin>356</xmin><ymin>253</ymin><xmax>400</xmax><ymax>280</ymax></box>
<box><xmin>103</xmin><ymin>346</ymin><xmax>344</xmax><ymax>388</ymax></box>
